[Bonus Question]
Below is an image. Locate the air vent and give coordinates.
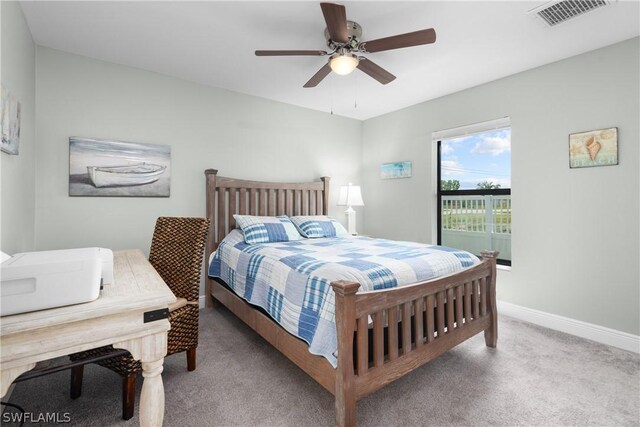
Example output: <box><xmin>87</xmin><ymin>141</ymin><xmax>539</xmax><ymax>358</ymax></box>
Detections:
<box><xmin>529</xmin><ymin>0</ymin><xmax>613</xmax><ymax>27</ymax></box>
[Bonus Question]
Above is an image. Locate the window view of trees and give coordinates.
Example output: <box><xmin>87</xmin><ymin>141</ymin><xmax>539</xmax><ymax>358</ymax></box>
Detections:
<box><xmin>441</xmin><ymin>179</ymin><xmax>502</xmax><ymax>191</ymax></box>
<box><xmin>476</xmin><ymin>181</ymin><xmax>501</xmax><ymax>190</ymax></box>
<box><xmin>440</xmin><ymin>179</ymin><xmax>460</xmax><ymax>191</ymax></box>
<box><xmin>438</xmin><ymin>126</ymin><xmax>511</xmax><ymax>264</ymax></box>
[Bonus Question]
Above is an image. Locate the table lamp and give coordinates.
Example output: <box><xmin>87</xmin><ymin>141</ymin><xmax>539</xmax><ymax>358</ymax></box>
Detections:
<box><xmin>337</xmin><ymin>183</ymin><xmax>364</xmax><ymax>235</ymax></box>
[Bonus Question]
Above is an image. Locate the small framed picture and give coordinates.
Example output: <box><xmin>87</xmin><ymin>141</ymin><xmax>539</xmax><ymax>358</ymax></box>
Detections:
<box><xmin>1</xmin><ymin>85</ymin><xmax>21</xmax><ymax>155</ymax></box>
<box><xmin>381</xmin><ymin>161</ymin><xmax>412</xmax><ymax>179</ymax></box>
<box><xmin>569</xmin><ymin>127</ymin><xmax>618</xmax><ymax>169</ymax></box>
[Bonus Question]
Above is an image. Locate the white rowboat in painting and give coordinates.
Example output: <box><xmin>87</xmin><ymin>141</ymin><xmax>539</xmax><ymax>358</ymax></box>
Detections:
<box><xmin>87</xmin><ymin>163</ymin><xmax>166</xmax><ymax>188</ymax></box>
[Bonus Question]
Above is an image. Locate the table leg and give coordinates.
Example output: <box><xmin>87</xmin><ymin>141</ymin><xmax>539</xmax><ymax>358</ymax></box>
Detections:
<box><xmin>140</xmin><ymin>359</ymin><xmax>165</xmax><ymax>427</ymax></box>
<box><xmin>1</xmin><ymin>363</ymin><xmax>36</xmax><ymax>397</ymax></box>
<box><xmin>114</xmin><ymin>330</ymin><xmax>168</xmax><ymax>427</ymax></box>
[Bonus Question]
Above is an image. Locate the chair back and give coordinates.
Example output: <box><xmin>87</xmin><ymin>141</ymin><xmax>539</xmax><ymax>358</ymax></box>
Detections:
<box><xmin>149</xmin><ymin>217</ymin><xmax>210</xmax><ymax>302</ymax></box>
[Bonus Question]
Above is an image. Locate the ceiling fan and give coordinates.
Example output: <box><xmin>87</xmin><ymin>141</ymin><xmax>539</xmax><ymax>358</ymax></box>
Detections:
<box><xmin>255</xmin><ymin>2</ymin><xmax>437</xmax><ymax>88</ymax></box>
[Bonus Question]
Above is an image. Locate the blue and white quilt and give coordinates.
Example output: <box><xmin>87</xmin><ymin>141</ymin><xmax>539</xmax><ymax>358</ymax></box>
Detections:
<box><xmin>208</xmin><ymin>230</ymin><xmax>479</xmax><ymax>367</ymax></box>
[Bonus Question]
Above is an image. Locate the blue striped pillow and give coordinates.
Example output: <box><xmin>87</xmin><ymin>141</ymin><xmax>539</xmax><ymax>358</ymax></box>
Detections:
<box><xmin>233</xmin><ymin>215</ymin><xmax>303</xmax><ymax>244</ymax></box>
<box><xmin>290</xmin><ymin>216</ymin><xmax>349</xmax><ymax>238</ymax></box>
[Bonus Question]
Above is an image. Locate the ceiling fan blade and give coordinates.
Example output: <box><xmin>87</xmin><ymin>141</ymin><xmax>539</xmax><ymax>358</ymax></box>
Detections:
<box><xmin>303</xmin><ymin>63</ymin><xmax>332</xmax><ymax>88</ymax></box>
<box><xmin>357</xmin><ymin>58</ymin><xmax>396</xmax><ymax>85</ymax></box>
<box><xmin>255</xmin><ymin>50</ymin><xmax>328</xmax><ymax>56</ymax></box>
<box><xmin>320</xmin><ymin>2</ymin><xmax>348</xmax><ymax>44</ymax></box>
<box><xmin>361</xmin><ymin>28</ymin><xmax>436</xmax><ymax>53</ymax></box>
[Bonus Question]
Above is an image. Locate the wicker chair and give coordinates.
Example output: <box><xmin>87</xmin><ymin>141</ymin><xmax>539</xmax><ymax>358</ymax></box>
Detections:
<box><xmin>69</xmin><ymin>217</ymin><xmax>210</xmax><ymax>420</ymax></box>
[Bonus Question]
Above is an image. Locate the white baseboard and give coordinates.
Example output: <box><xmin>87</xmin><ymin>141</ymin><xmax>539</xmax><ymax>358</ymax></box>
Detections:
<box><xmin>498</xmin><ymin>300</ymin><xmax>640</xmax><ymax>354</ymax></box>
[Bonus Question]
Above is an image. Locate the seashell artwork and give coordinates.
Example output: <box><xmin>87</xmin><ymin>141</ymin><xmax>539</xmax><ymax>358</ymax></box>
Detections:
<box><xmin>585</xmin><ymin>136</ymin><xmax>601</xmax><ymax>161</ymax></box>
<box><xmin>569</xmin><ymin>127</ymin><xmax>618</xmax><ymax>169</ymax></box>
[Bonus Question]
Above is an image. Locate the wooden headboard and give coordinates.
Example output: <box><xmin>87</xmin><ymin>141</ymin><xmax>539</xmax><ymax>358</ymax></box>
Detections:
<box><xmin>204</xmin><ymin>168</ymin><xmax>330</xmax><ymax>260</ymax></box>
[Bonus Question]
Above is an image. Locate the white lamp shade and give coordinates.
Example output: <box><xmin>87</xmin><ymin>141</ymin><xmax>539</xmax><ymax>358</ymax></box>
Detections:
<box><xmin>337</xmin><ymin>184</ymin><xmax>364</xmax><ymax>207</ymax></box>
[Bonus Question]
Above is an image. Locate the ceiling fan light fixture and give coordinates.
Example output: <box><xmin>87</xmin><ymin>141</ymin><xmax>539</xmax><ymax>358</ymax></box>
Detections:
<box><xmin>255</xmin><ymin>2</ymin><xmax>436</xmax><ymax>87</ymax></box>
<box><xmin>329</xmin><ymin>53</ymin><xmax>359</xmax><ymax>75</ymax></box>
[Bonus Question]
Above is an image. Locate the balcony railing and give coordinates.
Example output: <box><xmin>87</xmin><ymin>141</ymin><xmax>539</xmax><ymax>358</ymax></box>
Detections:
<box><xmin>441</xmin><ymin>195</ymin><xmax>511</xmax><ymax>261</ymax></box>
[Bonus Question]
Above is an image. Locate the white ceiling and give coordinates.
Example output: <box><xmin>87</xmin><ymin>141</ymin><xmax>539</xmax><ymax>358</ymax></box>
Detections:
<box><xmin>20</xmin><ymin>1</ymin><xmax>640</xmax><ymax>120</ymax></box>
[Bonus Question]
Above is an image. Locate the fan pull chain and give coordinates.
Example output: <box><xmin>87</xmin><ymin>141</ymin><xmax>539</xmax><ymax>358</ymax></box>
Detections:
<box><xmin>330</xmin><ymin>75</ymin><xmax>334</xmax><ymax>115</ymax></box>
<box><xmin>354</xmin><ymin>71</ymin><xmax>358</xmax><ymax>109</ymax></box>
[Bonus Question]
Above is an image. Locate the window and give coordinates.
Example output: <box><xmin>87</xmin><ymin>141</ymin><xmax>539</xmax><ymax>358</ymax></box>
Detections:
<box><xmin>435</xmin><ymin>118</ymin><xmax>511</xmax><ymax>265</ymax></box>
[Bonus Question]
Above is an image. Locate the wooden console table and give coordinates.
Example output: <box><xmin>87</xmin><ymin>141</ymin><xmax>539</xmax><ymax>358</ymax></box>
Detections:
<box><xmin>0</xmin><ymin>249</ymin><xmax>176</xmax><ymax>426</ymax></box>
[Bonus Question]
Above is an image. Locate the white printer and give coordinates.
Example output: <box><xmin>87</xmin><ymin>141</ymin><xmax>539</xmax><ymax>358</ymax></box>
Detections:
<box><xmin>0</xmin><ymin>247</ymin><xmax>114</xmax><ymax>316</ymax></box>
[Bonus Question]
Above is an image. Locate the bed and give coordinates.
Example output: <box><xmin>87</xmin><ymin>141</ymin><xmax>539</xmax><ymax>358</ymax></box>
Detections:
<box><xmin>204</xmin><ymin>169</ymin><xmax>498</xmax><ymax>427</ymax></box>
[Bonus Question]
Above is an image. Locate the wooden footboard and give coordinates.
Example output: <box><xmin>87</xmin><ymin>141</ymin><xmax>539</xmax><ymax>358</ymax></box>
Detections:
<box><xmin>332</xmin><ymin>251</ymin><xmax>498</xmax><ymax>427</ymax></box>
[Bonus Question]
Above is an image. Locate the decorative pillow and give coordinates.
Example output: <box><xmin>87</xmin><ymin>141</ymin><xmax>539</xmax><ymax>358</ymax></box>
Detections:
<box><xmin>290</xmin><ymin>216</ymin><xmax>349</xmax><ymax>238</ymax></box>
<box><xmin>233</xmin><ymin>215</ymin><xmax>303</xmax><ymax>244</ymax></box>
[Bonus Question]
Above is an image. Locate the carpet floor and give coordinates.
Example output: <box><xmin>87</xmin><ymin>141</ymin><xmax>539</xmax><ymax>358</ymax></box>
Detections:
<box><xmin>6</xmin><ymin>306</ymin><xmax>640</xmax><ymax>426</ymax></box>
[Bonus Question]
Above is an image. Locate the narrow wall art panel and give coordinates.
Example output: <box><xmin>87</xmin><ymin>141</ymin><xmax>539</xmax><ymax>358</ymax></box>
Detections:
<box><xmin>69</xmin><ymin>137</ymin><xmax>171</xmax><ymax>197</ymax></box>
<box><xmin>1</xmin><ymin>85</ymin><xmax>21</xmax><ymax>155</ymax></box>
<box><xmin>569</xmin><ymin>127</ymin><xmax>618</xmax><ymax>168</ymax></box>
<box><xmin>380</xmin><ymin>161</ymin><xmax>412</xmax><ymax>179</ymax></box>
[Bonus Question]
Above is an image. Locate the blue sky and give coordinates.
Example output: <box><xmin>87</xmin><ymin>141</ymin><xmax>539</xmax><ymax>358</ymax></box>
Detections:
<box><xmin>441</xmin><ymin>128</ymin><xmax>511</xmax><ymax>189</ymax></box>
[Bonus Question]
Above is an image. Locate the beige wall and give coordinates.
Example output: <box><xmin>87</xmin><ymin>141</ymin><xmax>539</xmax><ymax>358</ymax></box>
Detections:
<box><xmin>361</xmin><ymin>38</ymin><xmax>640</xmax><ymax>335</ymax></box>
<box><xmin>0</xmin><ymin>1</ymin><xmax>36</xmax><ymax>254</ymax></box>
<box><xmin>34</xmin><ymin>47</ymin><xmax>363</xmax><ymax>257</ymax></box>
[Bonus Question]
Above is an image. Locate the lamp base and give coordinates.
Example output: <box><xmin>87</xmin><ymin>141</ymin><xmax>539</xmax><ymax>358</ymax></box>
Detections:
<box><xmin>345</xmin><ymin>207</ymin><xmax>357</xmax><ymax>235</ymax></box>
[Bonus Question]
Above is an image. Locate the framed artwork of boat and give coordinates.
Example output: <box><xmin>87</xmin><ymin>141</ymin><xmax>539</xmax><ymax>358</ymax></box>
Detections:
<box><xmin>69</xmin><ymin>137</ymin><xmax>171</xmax><ymax>197</ymax></box>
